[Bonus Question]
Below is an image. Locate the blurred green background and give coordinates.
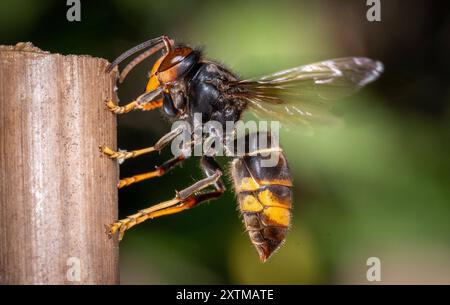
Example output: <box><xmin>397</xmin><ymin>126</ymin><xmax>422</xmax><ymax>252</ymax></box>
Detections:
<box><xmin>1</xmin><ymin>0</ymin><xmax>449</xmax><ymax>284</ymax></box>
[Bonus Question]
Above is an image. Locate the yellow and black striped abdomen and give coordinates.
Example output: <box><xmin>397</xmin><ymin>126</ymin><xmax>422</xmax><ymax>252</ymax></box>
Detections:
<box><xmin>231</xmin><ymin>152</ymin><xmax>292</xmax><ymax>262</ymax></box>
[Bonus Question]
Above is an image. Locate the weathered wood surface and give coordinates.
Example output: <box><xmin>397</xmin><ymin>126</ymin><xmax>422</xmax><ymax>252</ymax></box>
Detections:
<box><xmin>0</xmin><ymin>42</ymin><xmax>119</xmax><ymax>284</ymax></box>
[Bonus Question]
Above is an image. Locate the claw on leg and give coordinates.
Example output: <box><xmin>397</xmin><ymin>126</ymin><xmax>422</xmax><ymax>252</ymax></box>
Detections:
<box><xmin>99</xmin><ymin>145</ymin><xmax>155</xmax><ymax>164</ymax></box>
<box><xmin>99</xmin><ymin>145</ymin><xmax>129</xmax><ymax>164</ymax></box>
<box><xmin>105</xmin><ymin>89</ymin><xmax>163</xmax><ymax>114</ymax></box>
<box><xmin>105</xmin><ymin>99</ymin><xmax>138</xmax><ymax>114</ymax></box>
<box><xmin>106</xmin><ymin>198</ymin><xmax>182</xmax><ymax>240</ymax></box>
<box><xmin>106</xmin><ymin>171</ymin><xmax>222</xmax><ymax>240</ymax></box>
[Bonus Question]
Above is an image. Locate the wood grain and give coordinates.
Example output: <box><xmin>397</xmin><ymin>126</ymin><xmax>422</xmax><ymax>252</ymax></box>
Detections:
<box><xmin>0</xmin><ymin>42</ymin><xmax>119</xmax><ymax>284</ymax></box>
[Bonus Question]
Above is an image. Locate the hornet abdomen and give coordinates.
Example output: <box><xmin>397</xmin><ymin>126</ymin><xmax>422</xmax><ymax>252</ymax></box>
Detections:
<box><xmin>231</xmin><ymin>145</ymin><xmax>293</xmax><ymax>262</ymax></box>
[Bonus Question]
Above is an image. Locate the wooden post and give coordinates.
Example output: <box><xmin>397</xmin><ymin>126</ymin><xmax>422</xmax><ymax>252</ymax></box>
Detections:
<box><xmin>0</xmin><ymin>42</ymin><xmax>119</xmax><ymax>284</ymax></box>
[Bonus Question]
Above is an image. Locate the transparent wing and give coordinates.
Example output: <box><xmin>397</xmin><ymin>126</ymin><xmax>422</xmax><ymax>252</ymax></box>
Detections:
<box><xmin>243</xmin><ymin>95</ymin><xmax>343</xmax><ymax>131</ymax></box>
<box><xmin>228</xmin><ymin>57</ymin><xmax>384</xmax><ymax>129</ymax></box>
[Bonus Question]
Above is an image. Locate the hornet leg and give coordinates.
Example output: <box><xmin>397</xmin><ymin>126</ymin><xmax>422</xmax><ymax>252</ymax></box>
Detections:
<box><xmin>99</xmin><ymin>126</ymin><xmax>183</xmax><ymax>163</ymax></box>
<box><xmin>108</xmin><ymin>156</ymin><xmax>225</xmax><ymax>240</ymax></box>
<box><xmin>118</xmin><ymin>154</ymin><xmax>185</xmax><ymax>189</ymax></box>
<box><xmin>106</xmin><ymin>87</ymin><xmax>163</xmax><ymax>114</ymax></box>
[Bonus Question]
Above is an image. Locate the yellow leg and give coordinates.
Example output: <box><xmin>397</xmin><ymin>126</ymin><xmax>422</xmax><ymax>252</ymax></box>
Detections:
<box><xmin>107</xmin><ymin>172</ymin><xmax>222</xmax><ymax>240</ymax></box>
<box><xmin>106</xmin><ymin>100</ymin><xmax>138</xmax><ymax>114</ymax></box>
<box><xmin>105</xmin><ymin>97</ymin><xmax>163</xmax><ymax>114</ymax></box>
<box><xmin>118</xmin><ymin>155</ymin><xmax>185</xmax><ymax>189</ymax></box>
<box><xmin>107</xmin><ymin>197</ymin><xmax>193</xmax><ymax>240</ymax></box>
<box><xmin>99</xmin><ymin>145</ymin><xmax>155</xmax><ymax>163</ymax></box>
<box><xmin>140</xmin><ymin>99</ymin><xmax>163</xmax><ymax>111</ymax></box>
<box><xmin>118</xmin><ymin>169</ymin><xmax>162</xmax><ymax>189</ymax></box>
<box><xmin>100</xmin><ymin>127</ymin><xmax>184</xmax><ymax>163</ymax></box>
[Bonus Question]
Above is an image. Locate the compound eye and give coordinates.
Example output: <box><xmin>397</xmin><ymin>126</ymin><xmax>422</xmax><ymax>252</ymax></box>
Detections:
<box><xmin>159</xmin><ymin>47</ymin><xmax>192</xmax><ymax>71</ymax></box>
<box><xmin>163</xmin><ymin>92</ymin><xmax>179</xmax><ymax>117</ymax></box>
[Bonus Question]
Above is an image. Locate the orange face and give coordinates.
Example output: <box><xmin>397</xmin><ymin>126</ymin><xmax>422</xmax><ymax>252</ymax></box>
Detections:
<box><xmin>145</xmin><ymin>56</ymin><xmax>165</xmax><ymax>93</ymax></box>
<box><xmin>145</xmin><ymin>46</ymin><xmax>198</xmax><ymax>92</ymax></box>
